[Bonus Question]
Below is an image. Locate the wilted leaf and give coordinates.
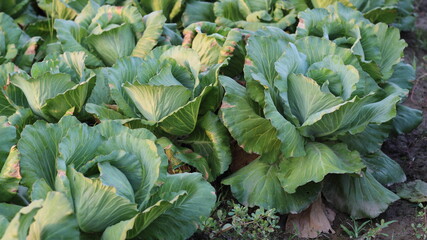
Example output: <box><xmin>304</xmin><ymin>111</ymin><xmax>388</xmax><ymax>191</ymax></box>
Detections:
<box><xmin>285</xmin><ymin>197</ymin><xmax>335</xmax><ymax>238</ymax></box>
<box><xmin>397</xmin><ymin>180</ymin><xmax>427</xmax><ymax>203</ymax></box>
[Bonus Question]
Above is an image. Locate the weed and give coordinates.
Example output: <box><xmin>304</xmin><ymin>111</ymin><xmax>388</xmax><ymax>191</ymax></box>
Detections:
<box><xmin>362</xmin><ymin>219</ymin><xmax>397</xmax><ymax>240</ymax></box>
<box><xmin>341</xmin><ymin>218</ymin><xmax>396</xmax><ymax>240</ymax></box>
<box><xmin>341</xmin><ymin>218</ymin><xmax>371</xmax><ymax>238</ymax></box>
<box><xmin>415</xmin><ymin>29</ymin><xmax>427</xmax><ymax>51</ymax></box>
<box><xmin>199</xmin><ymin>201</ymin><xmax>280</xmax><ymax>240</ymax></box>
<box><xmin>412</xmin><ymin>203</ymin><xmax>427</xmax><ymax>239</ymax></box>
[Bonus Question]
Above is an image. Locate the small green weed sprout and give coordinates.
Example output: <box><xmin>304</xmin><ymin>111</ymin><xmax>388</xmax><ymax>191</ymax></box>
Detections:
<box><xmin>199</xmin><ymin>201</ymin><xmax>280</xmax><ymax>239</ymax></box>
<box><xmin>412</xmin><ymin>203</ymin><xmax>427</xmax><ymax>240</ymax></box>
<box><xmin>341</xmin><ymin>218</ymin><xmax>396</xmax><ymax>239</ymax></box>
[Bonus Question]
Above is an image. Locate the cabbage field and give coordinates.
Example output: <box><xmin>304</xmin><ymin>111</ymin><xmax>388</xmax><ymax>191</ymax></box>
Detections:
<box><xmin>0</xmin><ymin>0</ymin><xmax>425</xmax><ymax>239</ymax></box>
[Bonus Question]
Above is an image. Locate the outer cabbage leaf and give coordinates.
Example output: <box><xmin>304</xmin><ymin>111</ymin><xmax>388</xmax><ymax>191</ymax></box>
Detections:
<box><xmin>387</xmin><ymin>62</ymin><xmax>415</xmax><ymax>90</ymax></box>
<box><xmin>101</xmin><ymin>192</ymin><xmax>186</xmax><ymax>240</ymax></box>
<box><xmin>0</xmin><ymin>215</ymin><xmax>8</xmax><ymax>238</ymax></box>
<box><xmin>98</xmin><ymin>162</ymin><xmax>135</xmax><ymax>203</ymax></box>
<box><xmin>182</xmin><ymin>1</ymin><xmax>215</xmax><ymax>27</ymax></box>
<box><xmin>0</xmin><ymin>64</ymin><xmax>23</xmax><ymax>116</ymax></box>
<box><xmin>123</xmin><ymin>83</ymin><xmax>192</xmax><ymax>122</ymax></box>
<box><xmin>31</xmin><ymin>179</ymin><xmax>53</xmax><ymax>201</ymax></box>
<box><xmin>181</xmin><ymin>111</ymin><xmax>232</xmax><ymax>181</ymax></box>
<box><xmin>156</xmin><ymin>137</ymin><xmax>211</xmax><ymax>181</ymax></box>
<box><xmin>96</xmin><ymin>132</ymin><xmax>163</xmax><ymax>206</ymax></box>
<box><xmin>297</xmin><ymin>93</ymin><xmax>400</xmax><ymax>138</ymax></box>
<box><xmin>244</xmin><ymin>31</ymin><xmax>306</xmax><ymax>157</ymax></box>
<box><xmin>0</xmin><ymin>147</ymin><xmax>21</xmax><ymax>202</ymax></box>
<box><xmin>339</xmin><ymin>124</ymin><xmax>391</xmax><ymax>154</ymax></box>
<box><xmin>17</xmin><ymin>117</ymin><xmax>80</xmax><ymax>189</ymax></box>
<box><xmin>0</xmin><ymin>117</ymin><xmax>16</xmax><ymax>167</ymax></box>
<box><xmin>102</xmin><ymin>173</ymin><xmax>215</xmax><ymax>240</ymax></box>
<box><xmin>323</xmin><ymin>172</ymin><xmax>399</xmax><ymax>219</ymax></box>
<box><xmin>278</xmin><ymin>143</ymin><xmax>365</xmax><ymax>193</ymax></box>
<box><xmin>393</xmin><ymin>0</ymin><xmax>416</xmax><ymax>31</ymax></box>
<box><xmin>0</xmin><ymin>200</ymin><xmax>43</xmax><ymax>240</ymax></box>
<box><xmin>67</xmin><ymin>167</ymin><xmax>138</xmax><ymax>233</ymax></box>
<box><xmin>0</xmin><ymin>203</ymin><xmax>22</xmax><ymax>221</ymax></box>
<box><xmin>85</xmin><ymin>103</ymin><xmax>127</xmax><ymax>120</ymax></box>
<box><xmin>0</xmin><ymin>0</ymin><xmax>30</xmax><ymax>19</ymax></box>
<box><xmin>57</xmin><ymin>123</ymin><xmax>103</xmax><ymax>171</ymax></box>
<box><xmin>8</xmin><ymin>108</ymin><xmax>36</xmax><ymax>137</ymax></box>
<box><xmin>222</xmin><ymin>156</ymin><xmax>321</xmax><ymax>214</ymax></box>
<box><xmin>362</xmin><ymin>150</ymin><xmax>406</xmax><ymax>186</ymax></box>
<box><xmin>131</xmin><ymin>11</ymin><xmax>167</xmax><ymax>59</ymax></box>
<box><xmin>1</xmin><ymin>192</ymin><xmax>79</xmax><ymax>240</ymax></box>
<box><xmin>104</xmin><ymin>57</ymin><xmax>143</xmax><ymax>117</ymax></box>
<box><xmin>392</xmin><ymin>104</ymin><xmax>422</xmax><ymax>134</ymax></box>
<box><xmin>219</xmin><ymin>76</ymin><xmax>282</xmax><ymax>155</ymax></box>
<box><xmin>27</xmin><ymin>192</ymin><xmax>80</xmax><ymax>240</ymax></box>
<box><xmin>137</xmin><ymin>173</ymin><xmax>216</xmax><ymax>240</ymax></box>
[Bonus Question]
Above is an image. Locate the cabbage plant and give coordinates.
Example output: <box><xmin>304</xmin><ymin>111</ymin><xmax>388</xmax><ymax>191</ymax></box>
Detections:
<box><xmin>86</xmin><ymin>46</ymin><xmax>232</xmax><ymax>181</ymax></box>
<box><xmin>295</xmin><ymin>3</ymin><xmax>422</xmax><ymax>133</ymax></box>
<box><xmin>213</xmin><ymin>0</ymin><xmax>297</xmax><ymax>31</ymax></box>
<box><xmin>182</xmin><ymin>22</ymin><xmax>246</xmax><ymax>77</ymax></box>
<box><xmin>96</xmin><ymin>46</ymin><xmax>218</xmax><ymax>135</ymax></box>
<box><xmin>0</xmin><ymin>13</ymin><xmax>40</xmax><ymax>72</ymax></box>
<box><xmin>296</xmin><ymin>3</ymin><xmax>404</xmax><ymax>81</ymax></box>
<box><xmin>54</xmin><ymin>3</ymin><xmax>174</xmax><ymax>67</ymax></box>
<box><xmin>290</xmin><ymin>0</ymin><xmax>416</xmax><ymax>31</ymax></box>
<box><xmin>36</xmin><ymin>0</ymin><xmax>131</xmax><ymax>19</ymax></box>
<box><xmin>0</xmin><ymin>117</ymin><xmax>216</xmax><ymax>239</ymax></box>
<box><xmin>220</xmin><ymin>27</ymin><xmax>414</xmax><ymax>218</ymax></box>
<box><xmin>9</xmin><ymin>52</ymin><xmax>96</xmax><ymax>122</ymax></box>
<box><xmin>135</xmin><ymin>0</ymin><xmax>216</xmax><ymax>28</ymax></box>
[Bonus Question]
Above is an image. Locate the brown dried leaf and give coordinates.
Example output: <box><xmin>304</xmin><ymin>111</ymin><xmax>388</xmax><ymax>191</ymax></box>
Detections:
<box><xmin>285</xmin><ymin>197</ymin><xmax>335</xmax><ymax>238</ymax></box>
